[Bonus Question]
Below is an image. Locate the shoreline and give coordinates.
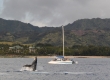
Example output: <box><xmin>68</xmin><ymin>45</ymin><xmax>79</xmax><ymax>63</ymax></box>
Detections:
<box><xmin>7</xmin><ymin>56</ymin><xmax>110</xmax><ymax>58</ymax></box>
<box><xmin>0</xmin><ymin>56</ymin><xmax>109</xmax><ymax>58</ymax></box>
<box><xmin>37</xmin><ymin>56</ymin><xmax>110</xmax><ymax>58</ymax></box>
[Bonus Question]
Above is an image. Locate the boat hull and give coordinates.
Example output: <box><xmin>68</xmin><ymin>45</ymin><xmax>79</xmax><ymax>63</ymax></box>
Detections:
<box><xmin>48</xmin><ymin>61</ymin><xmax>73</xmax><ymax>64</ymax></box>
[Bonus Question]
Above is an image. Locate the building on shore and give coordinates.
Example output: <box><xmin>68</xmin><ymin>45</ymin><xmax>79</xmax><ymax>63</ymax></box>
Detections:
<box><xmin>9</xmin><ymin>45</ymin><xmax>23</xmax><ymax>53</ymax></box>
<box><xmin>29</xmin><ymin>46</ymin><xmax>36</xmax><ymax>53</ymax></box>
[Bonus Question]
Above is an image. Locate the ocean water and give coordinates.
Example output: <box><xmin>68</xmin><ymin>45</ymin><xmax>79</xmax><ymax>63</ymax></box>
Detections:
<box><xmin>0</xmin><ymin>58</ymin><xmax>110</xmax><ymax>80</ymax></box>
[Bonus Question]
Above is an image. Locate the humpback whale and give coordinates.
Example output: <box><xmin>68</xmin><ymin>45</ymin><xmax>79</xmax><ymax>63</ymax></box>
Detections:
<box><xmin>20</xmin><ymin>57</ymin><xmax>37</xmax><ymax>71</ymax></box>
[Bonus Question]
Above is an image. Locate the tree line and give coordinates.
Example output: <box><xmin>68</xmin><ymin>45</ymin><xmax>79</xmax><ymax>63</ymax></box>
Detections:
<box><xmin>0</xmin><ymin>43</ymin><xmax>110</xmax><ymax>56</ymax></box>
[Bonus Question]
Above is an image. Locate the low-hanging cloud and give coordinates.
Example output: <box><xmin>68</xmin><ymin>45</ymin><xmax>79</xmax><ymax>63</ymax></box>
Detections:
<box><xmin>1</xmin><ymin>0</ymin><xmax>110</xmax><ymax>27</ymax></box>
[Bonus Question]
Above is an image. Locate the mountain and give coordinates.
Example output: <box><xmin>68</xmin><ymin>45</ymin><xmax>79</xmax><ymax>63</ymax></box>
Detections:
<box><xmin>0</xmin><ymin>18</ymin><xmax>55</xmax><ymax>43</ymax></box>
<box><xmin>36</xmin><ymin>18</ymin><xmax>110</xmax><ymax>46</ymax></box>
<box><xmin>0</xmin><ymin>18</ymin><xmax>55</xmax><ymax>33</ymax></box>
<box><xmin>65</xmin><ymin>18</ymin><xmax>110</xmax><ymax>30</ymax></box>
<box><xmin>0</xmin><ymin>18</ymin><xmax>110</xmax><ymax>47</ymax></box>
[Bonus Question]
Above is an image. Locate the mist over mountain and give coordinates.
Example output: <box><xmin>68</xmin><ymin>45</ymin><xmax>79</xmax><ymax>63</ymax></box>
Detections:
<box><xmin>0</xmin><ymin>18</ymin><xmax>110</xmax><ymax>47</ymax></box>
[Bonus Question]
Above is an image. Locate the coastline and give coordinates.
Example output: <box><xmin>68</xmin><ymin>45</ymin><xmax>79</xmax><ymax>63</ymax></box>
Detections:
<box><xmin>0</xmin><ymin>54</ymin><xmax>110</xmax><ymax>58</ymax></box>
<box><xmin>37</xmin><ymin>56</ymin><xmax>110</xmax><ymax>58</ymax></box>
<box><xmin>0</xmin><ymin>55</ymin><xmax>109</xmax><ymax>58</ymax></box>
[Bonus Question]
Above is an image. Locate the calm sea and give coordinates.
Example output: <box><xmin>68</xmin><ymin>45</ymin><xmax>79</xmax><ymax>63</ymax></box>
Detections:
<box><xmin>0</xmin><ymin>58</ymin><xmax>110</xmax><ymax>80</ymax></box>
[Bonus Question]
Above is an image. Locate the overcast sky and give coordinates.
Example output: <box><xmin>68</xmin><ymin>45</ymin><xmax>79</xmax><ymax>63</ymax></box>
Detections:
<box><xmin>0</xmin><ymin>0</ymin><xmax>110</xmax><ymax>27</ymax></box>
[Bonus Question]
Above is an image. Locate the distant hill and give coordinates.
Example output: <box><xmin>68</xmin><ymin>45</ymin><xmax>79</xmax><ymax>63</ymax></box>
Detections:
<box><xmin>65</xmin><ymin>18</ymin><xmax>110</xmax><ymax>30</ymax></box>
<box><xmin>0</xmin><ymin>18</ymin><xmax>110</xmax><ymax>47</ymax></box>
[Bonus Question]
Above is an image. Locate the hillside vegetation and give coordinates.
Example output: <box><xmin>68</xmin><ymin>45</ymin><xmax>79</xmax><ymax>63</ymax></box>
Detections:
<box><xmin>0</xmin><ymin>18</ymin><xmax>110</xmax><ymax>47</ymax></box>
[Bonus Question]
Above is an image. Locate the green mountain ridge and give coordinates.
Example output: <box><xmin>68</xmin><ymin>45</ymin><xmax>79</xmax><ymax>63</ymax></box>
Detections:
<box><xmin>0</xmin><ymin>18</ymin><xmax>110</xmax><ymax>47</ymax></box>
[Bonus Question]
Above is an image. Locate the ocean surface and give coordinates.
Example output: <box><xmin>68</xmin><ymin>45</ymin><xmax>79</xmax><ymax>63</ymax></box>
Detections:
<box><xmin>0</xmin><ymin>57</ymin><xmax>110</xmax><ymax>80</ymax></box>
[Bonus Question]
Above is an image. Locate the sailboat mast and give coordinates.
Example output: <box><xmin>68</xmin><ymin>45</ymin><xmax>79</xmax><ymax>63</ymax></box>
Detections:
<box><xmin>62</xmin><ymin>26</ymin><xmax>64</xmax><ymax>57</ymax></box>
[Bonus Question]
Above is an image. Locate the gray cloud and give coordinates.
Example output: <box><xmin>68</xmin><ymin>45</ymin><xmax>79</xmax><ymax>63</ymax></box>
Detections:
<box><xmin>0</xmin><ymin>0</ymin><xmax>110</xmax><ymax>27</ymax></box>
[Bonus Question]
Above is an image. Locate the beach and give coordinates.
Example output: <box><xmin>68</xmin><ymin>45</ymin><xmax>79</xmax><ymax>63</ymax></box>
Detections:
<box><xmin>23</xmin><ymin>56</ymin><xmax>110</xmax><ymax>58</ymax></box>
<box><xmin>0</xmin><ymin>55</ymin><xmax>110</xmax><ymax>58</ymax></box>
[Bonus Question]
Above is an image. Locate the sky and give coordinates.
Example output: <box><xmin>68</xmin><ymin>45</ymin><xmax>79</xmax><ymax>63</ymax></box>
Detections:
<box><xmin>0</xmin><ymin>0</ymin><xmax>110</xmax><ymax>27</ymax></box>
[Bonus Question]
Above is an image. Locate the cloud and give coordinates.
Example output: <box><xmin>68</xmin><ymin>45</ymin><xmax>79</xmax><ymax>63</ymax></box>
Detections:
<box><xmin>0</xmin><ymin>0</ymin><xmax>110</xmax><ymax>27</ymax></box>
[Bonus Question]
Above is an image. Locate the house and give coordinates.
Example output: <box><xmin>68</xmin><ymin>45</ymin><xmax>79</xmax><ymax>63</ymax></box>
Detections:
<box><xmin>29</xmin><ymin>46</ymin><xmax>36</xmax><ymax>53</ymax></box>
<box><xmin>9</xmin><ymin>45</ymin><xmax>23</xmax><ymax>53</ymax></box>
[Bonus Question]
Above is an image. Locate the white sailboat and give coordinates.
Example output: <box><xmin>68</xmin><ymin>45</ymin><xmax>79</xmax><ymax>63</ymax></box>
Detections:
<box><xmin>48</xmin><ymin>26</ymin><xmax>78</xmax><ymax>64</ymax></box>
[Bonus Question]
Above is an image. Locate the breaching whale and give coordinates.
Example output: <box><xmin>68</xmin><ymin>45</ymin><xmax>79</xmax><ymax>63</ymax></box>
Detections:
<box><xmin>20</xmin><ymin>57</ymin><xmax>37</xmax><ymax>71</ymax></box>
